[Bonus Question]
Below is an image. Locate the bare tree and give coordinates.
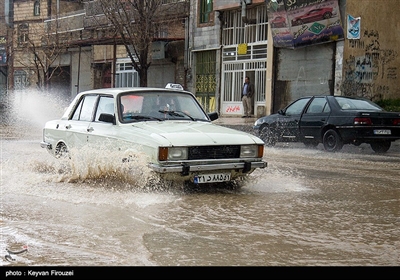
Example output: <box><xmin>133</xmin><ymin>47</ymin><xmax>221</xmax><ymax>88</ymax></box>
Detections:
<box><xmin>97</xmin><ymin>0</ymin><xmax>166</xmax><ymax>87</ymax></box>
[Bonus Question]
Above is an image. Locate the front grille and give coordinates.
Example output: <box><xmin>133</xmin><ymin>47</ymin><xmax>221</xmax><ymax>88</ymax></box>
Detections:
<box><xmin>188</xmin><ymin>145</ymin><xmax>241</xmax><ymax>160</ymax></box>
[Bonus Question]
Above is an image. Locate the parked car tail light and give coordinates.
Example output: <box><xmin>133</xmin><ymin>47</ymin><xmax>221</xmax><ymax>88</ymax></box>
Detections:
<box><xmin>393</xmin><ymin>118</ymin><xmax>400</xmax><ymax>126</ymax></box>
<box><xmin>354</xmin><ymin>117</ymin><xmax>372</xmax><ymax>125</ymax></box>
<box><xmin>158</xmin><ymin>147</ymin><xmax>188</xmax><ymax>161</ymax></box>
<box><xmin>240</xmin><ymin>145</ymin><xmax>264</xmax><ymax>158</ymax></box>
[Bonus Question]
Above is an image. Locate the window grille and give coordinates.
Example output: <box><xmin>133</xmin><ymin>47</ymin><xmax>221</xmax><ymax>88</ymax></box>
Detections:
<box><xmin>115</xmin><ymin>62</ymin><xmax>139</xmax><ymax>87</ymax></box>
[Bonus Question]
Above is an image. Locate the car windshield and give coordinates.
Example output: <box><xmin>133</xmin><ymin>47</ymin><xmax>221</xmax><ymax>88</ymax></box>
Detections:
<box><xmin>335</xmin><ymin>97</ymin><xmax>383</xmax><ymax>111</ymax></box>
<box><xmin>119</xmin><ymin>91</ymin><xmax>209</xmax><ymax>123</ymax></box>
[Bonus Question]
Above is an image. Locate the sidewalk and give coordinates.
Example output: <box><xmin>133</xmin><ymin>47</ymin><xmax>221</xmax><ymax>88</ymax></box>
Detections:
<box><xmin>213</xmin><ymin>115</ymin><xmax>257</xmax><ymax>134</ymax></box>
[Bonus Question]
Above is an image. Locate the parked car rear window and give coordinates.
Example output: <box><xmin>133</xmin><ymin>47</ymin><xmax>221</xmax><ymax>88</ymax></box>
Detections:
<box><xmin>335</xmin><ymin>97</ymin><xmax>382</xmax><ymax>111</ymax></box>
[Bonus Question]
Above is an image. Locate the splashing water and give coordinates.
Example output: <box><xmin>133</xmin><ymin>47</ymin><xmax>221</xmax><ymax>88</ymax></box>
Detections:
<box><xmin>2</xmin><ymin>89</ymin><xmax>71</xmax><ymax>139</ymax></box>
<box><xmin>1</xmin><ymin>89</ymin><xmax>185</xmax><ymax>193</ymax></box>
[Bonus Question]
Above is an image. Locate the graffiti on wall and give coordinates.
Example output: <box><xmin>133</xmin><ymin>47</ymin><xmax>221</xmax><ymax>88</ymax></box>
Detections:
<box><xmin>342</xmin><ymin>29</ymin><xmax>398</xmax><ymax>99</ymax></box>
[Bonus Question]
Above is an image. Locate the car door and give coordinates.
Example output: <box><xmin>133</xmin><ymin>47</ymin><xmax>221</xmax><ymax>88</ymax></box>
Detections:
<box><xmin>86</xmin><ymin>95</ymin><xmax>118</xmax><ymax>149</ymax></box>
<box><xmin>275</xmin><ymin>97</ymin><xmax>311</xmax><ymax>141</ymax></box>
<box><xmin>299</xmin><ymin>96</ymin><xmax>331</xmax><ymax>142</ymax></box>
<box><xmin>65</xmin><ymin>94</ymin><xmax>98</xmax><ymax>149</ymax></box>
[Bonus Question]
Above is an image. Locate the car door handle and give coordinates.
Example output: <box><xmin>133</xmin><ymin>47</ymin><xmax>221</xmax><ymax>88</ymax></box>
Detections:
<box><xmin>65</xmin><ymin>124</ymin><xmax>71</xmax><ymax>129</ymax></box>
<box><xmin>87</xmin><ymin>127</ymin><xmax>94</xmax><ymax>132</ymax></box>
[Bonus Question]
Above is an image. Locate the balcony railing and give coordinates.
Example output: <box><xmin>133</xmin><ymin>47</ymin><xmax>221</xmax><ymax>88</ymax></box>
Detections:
<box><xmin>44</xmin><ymin>10</ymin><xmax>85</xmax><ymax>34</ymax></box>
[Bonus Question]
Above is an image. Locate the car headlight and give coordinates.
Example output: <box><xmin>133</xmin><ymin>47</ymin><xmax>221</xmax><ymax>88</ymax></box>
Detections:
<box><xmin>240</xmin><ymin>145</ymin><xmax>264</xmax><ymax>158</ymax></box>
<box><xmin>158</xmin><ymin>147</ymin><xmax>188</xmax><ymax>161</ymax></box>
<box><xmin>254</xmin><ymin>119</ymin><xmax>263</xmax><ymax>126</ymax></box>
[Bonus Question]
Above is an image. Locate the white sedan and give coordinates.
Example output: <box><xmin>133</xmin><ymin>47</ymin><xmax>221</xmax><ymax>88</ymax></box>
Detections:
<box><xmin>40</xmin><ymin>87</ymin><xmax>267</xmax><ymax>185</ymax></box>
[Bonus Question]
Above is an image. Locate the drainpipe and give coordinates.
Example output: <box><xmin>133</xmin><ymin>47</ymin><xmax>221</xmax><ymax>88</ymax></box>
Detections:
<box><xmin>240</xmin><ymin>0</ymin><xmax>256</xmax><ymax>24</ymax></box>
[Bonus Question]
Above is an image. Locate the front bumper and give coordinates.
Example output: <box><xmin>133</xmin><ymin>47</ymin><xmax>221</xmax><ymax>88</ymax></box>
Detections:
<box><xmin>40</xmin><ymin>141</ymin><xmax>52</xmax><ymax>149</ymax></box>
<box><xmin>149</xmin><ymin>160</ymin><xmax>267</xmax><ymax>174</ymax></box>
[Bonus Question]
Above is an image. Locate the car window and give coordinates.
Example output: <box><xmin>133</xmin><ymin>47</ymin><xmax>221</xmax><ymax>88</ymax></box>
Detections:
<box><xmin>285</xmin><ymin>98</ymin><xmax>310</xmax><ymax>115</ymax></box>
<box><xmin>95</xmin><ymin>96</ymin><xmax>114</xmax><ymax>122</ymax></box>
<box><xmin>71</xmin><ymin>95</ymin><xmax>97</xmax><ymax>121</ymax></box>
<box><xmin>119</xmin><ymin>92</ymin><xmax>209</xmax><ymax>123</ymax></box>
<box><xmin>335</xmin><ymin>97</ymin><xmax>382</xmax><ymax>110</ymax></box>
<box><xmin>71</xmin><ymin>100</ymin><xmax>83</xmax><ymax>120</ymax></box>
<box><xmin>306</xmin><ymin>97</ymin><xmax>329</xmax><ymax>114</ymax></box>
<box><xmin>121</xmin><ymin>95</ymin><xmax>144</xmax><ymax>114</ymax></box>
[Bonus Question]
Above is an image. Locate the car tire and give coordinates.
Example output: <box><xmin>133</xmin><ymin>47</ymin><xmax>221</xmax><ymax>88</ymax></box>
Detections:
<box><xmin>55</xmin><ymin>142</ymin><xmax>69</xmax><ymax>158</ymax></box>
<box><xmin>322</xmin><ymin>129</ymin><xmax>343</xmax><ymax>152</ymax></box>
<box><xmin>323</xmin><ymin>12</ymin><xmax>332</xmax><ymax>19</ymax></box>
<box><xmin>259</xmin><ymin>125</ymin><xmax>276</xmax><ymax>146</ymax></box>
<box><xmin>370</xmin><ymin>141</ymin><xmax>391</xmax><ymax>153</ymax></box>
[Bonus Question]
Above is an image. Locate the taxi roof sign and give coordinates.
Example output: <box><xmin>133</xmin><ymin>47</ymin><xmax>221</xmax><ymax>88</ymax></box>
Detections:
<box><xmin>165</xmin><ymin>83</ymin><xmax>184</xmax><ymax>90</ymax></box>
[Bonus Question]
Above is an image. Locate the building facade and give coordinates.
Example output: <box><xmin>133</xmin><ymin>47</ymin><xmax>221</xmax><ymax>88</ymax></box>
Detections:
<box><xmin>2</xmin><ymin>0</ymin><xmax>400</xmax><ymax>116</ymax></box>
<box><xmin>188</xmin><ymin>0</ymin><xmax>400</xmax><ymax>116</ymax></box>
<box><xmin>188</xmin><ymin>0</ymin><xmax>269</xmax><ymax>115</ymax></box>
<box><xmin>6</xmin><ymin>0</ymin><xmax>189</xmax><ymax>101</ymax></box>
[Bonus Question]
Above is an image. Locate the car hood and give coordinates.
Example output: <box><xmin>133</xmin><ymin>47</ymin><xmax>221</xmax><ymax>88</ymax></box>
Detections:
<box><xmin>129</xmin><ymin>121</ymin><xmax>263</xmax><ymax>146</ymax></box>
<box><xmin>254</xmin><ymin>113</ymin><xmax>279</xmax><ymax>126</ymax></box>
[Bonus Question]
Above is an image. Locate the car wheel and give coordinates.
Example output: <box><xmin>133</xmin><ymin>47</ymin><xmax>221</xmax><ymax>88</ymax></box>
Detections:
<box><xmin>322</xmin><ymin>129</ymin><xmax>343</xmax><ymax>152</ymax></box>
<box><xmin>303</xmin><ymin>140</ymin><xmax>319</xmax><ymax>148</ymax></box>
<box><xmin>259</xmin><ymin>125</ymin><xmax>276</xmax><ymax>146</ymax></box>
<box><xmin>55</xmin><ymin>142</ymin><xmax>69</xmax><ymax>159</ymax></box>
<box><xmin>370</xmin><ymin>141</ymin><xmax>391</xmax><ymax>153</ymax></box>
<box><xmin>323</xmin><ymin>12</ymin><xmax>332</xmax><ymax>19</ymax></box>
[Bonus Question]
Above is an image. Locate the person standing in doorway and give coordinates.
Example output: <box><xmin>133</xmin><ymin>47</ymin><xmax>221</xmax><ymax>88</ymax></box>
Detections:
<box><xmin>241</xmin><ymin>76</ymin><xmax>254</xmax><ymax>118</ymax></box>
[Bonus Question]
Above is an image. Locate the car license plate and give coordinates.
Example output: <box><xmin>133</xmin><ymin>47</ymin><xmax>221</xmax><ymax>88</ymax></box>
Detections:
<box><xmin>374</xmin><ymin>129</ymin><xmax>391</xmax><ymax>135</ymax></box>
<box><xmin>194</xmin><ymin>173</ymin><xmax>231</xmax><ymax>184</ymax></box>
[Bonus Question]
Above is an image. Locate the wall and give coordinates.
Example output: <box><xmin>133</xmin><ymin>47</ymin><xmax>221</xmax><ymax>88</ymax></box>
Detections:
<box><xmin>273</xmin><ymin>43</ymin><xmax>335</xmax><ymax>112</ymax></box>
<box><xmin>70</xmin><ymin>47</ymin><xmax>92</xmax><ymax>97</ymax></box>
<box><xmin>342</xmin><ymin>0</ymin><xmax>400</xmax><ymax>100</ymax></box>
<box><xmin>189</xmin><ymin>3</ymin><xmax>220</xmax><ymax>51</ymax></box>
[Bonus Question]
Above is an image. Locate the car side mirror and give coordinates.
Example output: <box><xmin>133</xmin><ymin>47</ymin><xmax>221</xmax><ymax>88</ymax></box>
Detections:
<box><xmin>99</xmin><ymin>113</ymin><xmax>115</xmax><ymax>124</ymax></box>
<box><xmin>278</xmin><ymin>109</ymin><xmax>285</xmax><ymax>115</ymax></box>
<box><xmin>208</xmin><ymin>112</ymin><xmax>219</xmax><ymax>121</ymax></box>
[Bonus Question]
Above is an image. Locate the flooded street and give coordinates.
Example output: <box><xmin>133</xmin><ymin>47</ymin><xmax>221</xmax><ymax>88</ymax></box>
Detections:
<box><xmin>1</xmin><ymin>92</ymin><xmax>400</xmax><ymax>268</ymax></box>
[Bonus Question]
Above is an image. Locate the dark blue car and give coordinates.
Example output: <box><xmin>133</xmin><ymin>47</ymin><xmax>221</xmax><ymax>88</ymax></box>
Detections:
<box><xmin>253</xmin><ymin>95</ymin><xmax>400</xmax><ymax>153</ymax></box>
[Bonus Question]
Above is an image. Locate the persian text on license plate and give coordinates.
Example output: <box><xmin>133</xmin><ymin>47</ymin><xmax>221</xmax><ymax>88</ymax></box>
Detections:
<box><xmin>374</xmin><ymin>129</ymin><xmax>391</xmax><ymax>135</ymax></box>
<box><xmin>194</xmin><ymin>173</ymin><xmax>231</xmax><ymax>184</ymax></box>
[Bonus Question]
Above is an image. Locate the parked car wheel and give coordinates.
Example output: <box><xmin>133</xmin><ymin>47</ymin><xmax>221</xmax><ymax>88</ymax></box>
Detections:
<box><xmin>370</xmin><ymin>141</ymin><xmax>391</xmax><ymax>153</ymax></box>
<box><xmin>259</xmin><ymin>125</ymin><xmax>276</xmax><ymax>146</ymax></box>
<box><xmin>323</xmin><ymin>129</ymin><xmax>343</xmax><ymax>152</ymax></box>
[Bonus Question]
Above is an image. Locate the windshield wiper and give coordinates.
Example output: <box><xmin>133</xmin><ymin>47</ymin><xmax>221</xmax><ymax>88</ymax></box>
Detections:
<box><xmin>124</xmin><ymin>114</ymin><xmax>163</xmax><ymax>121</ymax></box>
<box><xmin>158</xmin><ymin>110</ymin><xmax>195</xmax><ymax>121</ymax></box>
